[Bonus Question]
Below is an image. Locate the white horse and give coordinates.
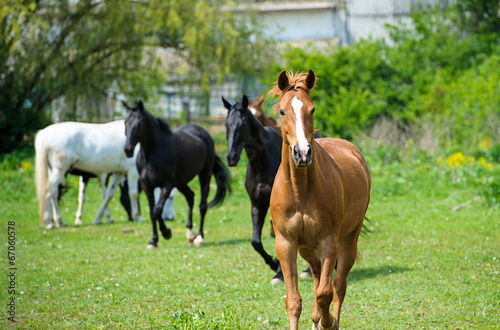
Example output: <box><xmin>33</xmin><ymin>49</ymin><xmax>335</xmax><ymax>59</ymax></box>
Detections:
<box><xmin>35</xmin><ymin>120</ymin><xmax>175</xmax><ymax>229</ymax></box>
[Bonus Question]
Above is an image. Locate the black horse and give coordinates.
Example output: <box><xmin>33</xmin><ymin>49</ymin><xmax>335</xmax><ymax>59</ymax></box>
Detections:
<box><xmin>223</xmin><ymin>95</ymin><xmax>314</xmax><ymax>284</ymax></box>
<box><xmin>123</xmin><ymin>101</ymin><xmax>231</xmax><ymax>248</ymax></box>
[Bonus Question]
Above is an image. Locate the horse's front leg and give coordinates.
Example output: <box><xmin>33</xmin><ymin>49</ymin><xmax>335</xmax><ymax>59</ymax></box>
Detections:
<box><xmin>275</xmin><ymin>234</ymin><xmax>301</xmax><ymax>330</ymax></box>
<box><xmin>152</xmin><ymin>185</ymin><xmax>173</xmax><ymax>241</ymax></box>
<box><xmin>314</xmin><ymin>239</ymin><xmax>338</xmax><ymax>330</ymax></box>
<box><xmin>142</xmin><ymin>185</ymin><xmax>160</xmax><ymax>249</ymax></box>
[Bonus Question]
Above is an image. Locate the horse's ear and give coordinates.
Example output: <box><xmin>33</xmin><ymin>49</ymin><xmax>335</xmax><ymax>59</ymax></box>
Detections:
<box><xmin>122</xmin><ymin>101</ymin><xmax>131</xmax><ymax>111</ymax></box>
<box><xmin>305</xmin><ymin>69</ymin><xmax>316</xmax><ymax>90</ymax></box>
<box><xmin>137</xmin><ymin>100</ymin><xmax>145</xmax><ymax>112</ymax></box>
<box><xmin>242</xmin><ymin>95</ymin><xmax>249</xmax><ymax>108</ymax></box>
<box><xmin>257</xmin><ymin>94</ymin><xmax>265</xmax><ymax>106</ymax></box>
<box><xmin>222</xmin><ymin>96</ymin><xmax>232</xmax><ymax>110</ymax></box>
<box><xmin>278</xmin><ymin>70</ymin><xmax>289</xmax><ymax>91</ymax></box>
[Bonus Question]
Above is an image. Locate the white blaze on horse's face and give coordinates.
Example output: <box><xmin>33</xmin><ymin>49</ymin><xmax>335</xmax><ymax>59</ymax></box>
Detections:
<box><xmin>248</xmin><ymin>106</ymin><xmax>257</xmax><ymax>116</ymax></box>
<box><xmin>291</xmin><ymin>96</ymin><xmax>311</xmax><ymax>161</ymax></box>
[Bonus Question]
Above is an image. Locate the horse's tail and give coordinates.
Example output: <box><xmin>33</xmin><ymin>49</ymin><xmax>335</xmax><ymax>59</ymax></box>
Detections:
<box><xmin>360</xmin><ymin>216</ymin><xmax>373</xmax><ymax>237</ymax></box>
<box><xmin>35</xmin><ymin>131</ymin><xmax>49</xmax><ymax>225</ymax></box>
<box><xmin>207</xmin><ymin>155</ymin><xmax>232</xmax><ymax>208</ymax></box>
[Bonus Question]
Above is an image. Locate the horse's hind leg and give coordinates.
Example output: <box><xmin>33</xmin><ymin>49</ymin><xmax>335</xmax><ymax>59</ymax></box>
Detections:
<box><xmin>94</xmin><ymin>173</ymin><xmax>123</xmax><ymax>224</ymax></box>
<box><xmin>251</xmin><ymin>203</ymin><xmax>280</xmax><ymax>274</ymax></box>
<box><xmin>48</xmin><ymin>167</ymin><xmax>67</xmax><ymax>228</ymax></box>
<box><xmin>193</xmin><ymin>173</ymin><xmax>211</xmax><ymax>246</ymax></box>
<box><xmin>177</xmin><ymin>185</ymin><xmax>196</xmax><ymax>244</ymax></box>
<box><xmin>127</xmin><ymin>169</ymin><xmax>145</xmax><ymax>223</ymax></box>
<box><xmin>75</xmin><ymin>176</ymin><xmax>89</xmax><ymax>225</ymax></box>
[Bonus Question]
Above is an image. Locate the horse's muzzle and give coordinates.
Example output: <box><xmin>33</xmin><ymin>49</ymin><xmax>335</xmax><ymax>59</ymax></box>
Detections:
<box><xmin>292</xmin><ymin>144</ymin><xmax>312</xmax><ymax>167</ymax></box>
<box><xmin>124</xmin><ymin>145</ymin><xmax>135</xmax><ymax>158</ymax></box>
<box><xmin>225</xmin><ymin>151</ymin><xmax>240</xmax><ymax>167</ymax></box>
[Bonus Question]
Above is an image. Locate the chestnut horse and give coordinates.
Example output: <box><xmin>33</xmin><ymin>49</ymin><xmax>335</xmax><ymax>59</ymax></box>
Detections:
<box><xmin>269</xmin><ymin>70</ymin><xmax>371</xmax><ymax>330</ymax></box>
<box><xmin>248</xmin><ymin>95</ymin><xmax>280</xmax><ymax>134</ymax></box>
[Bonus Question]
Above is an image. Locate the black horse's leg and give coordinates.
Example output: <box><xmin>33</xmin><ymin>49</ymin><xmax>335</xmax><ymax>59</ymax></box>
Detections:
<box><xmin>143</xmin><ymin>184</ymin><xmax>160</xmax><ymax>248</ymax></box>
<box><xmin>271</xmin><ymin>262</ymin><xmax>284</xmax><ymax>284</ymax></box>
<box><xmin>177</xmin><ymin>185</ymin><xmax>196</xmax><ymax>243</ymax></box>
<box><xmin>194</xmin><ymin>172</ymin><xmax>210</xmax><ymax>246</ymax></box>
<box><xmin>119</xmin><ymin>178</ymin><xmax>133</xmax><ymax>221</ymax></box>
<box><xmin>251</xmin><ymin>203</ymin><xmax>280</xmax><ymax>272</ymax></box>
<box><xmin>153</xmin><ymin>185</ymin><xmax>173</xmax><ymax>240</ymax></box>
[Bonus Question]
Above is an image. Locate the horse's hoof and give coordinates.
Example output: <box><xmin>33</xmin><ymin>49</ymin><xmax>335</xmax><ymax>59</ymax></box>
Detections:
<box><xmin>107</xmin><ymin>218</ymin><xmax>115</xmax><ymax>224</ymax></box>
<box><xmin>270</xmin><ymin>277</ymin><xmax>284</xmax><ymax>285</ymax></box>
<box><xmin>46</xmin><ymin>223</ymin><xmax>55</xmax><ymax>229</ymax></box>
<box><xmin>193</xmin><ymin>235</ymin><xmax>204</xmax><ymax>246</ymax></box>
<box><xmin>147</xmin><ymin>244</ymin><xmax>157</xmax><ymax>249</ymax></box>
<box><xmin>59</xmin><ymin>219</ymin><xmax>68</xmax><ymax>227</ymax></box>
<box><xmin>186</xmin><ymin>229</ymin><xmax>196</xmax><ymax>243</ymax></box>
<box><xmin>135</xmin><ymin>216</ymin><xmax>146</xmax><ymax>223</ymax></box>
<box><xmin>161</xmin><ymin>228</ymin><xmax>172</xmax><ymax>240</ymax></box>
<box><xmin>300</xmin><ymin>268</ymin><xmax>312</xmax><ymax>278</ymax></box>
<box><xmin>164</xmin><ymin>216</ymin><xmax>174</xmax><ymax>222</ymax></box>
<box><xmin>270</xmin><ymin>258</ymin><xmax>280</xmax><ymax>272</ymax></box>
<box><xmin>316</xmin><ymin>318</ymin><xmax>338</xmax><ymax>330</ymax></box>
<box><xmin>74</xmin><ymin>218</ymin><xmax>82</xmax><ymax>226</ymax></box>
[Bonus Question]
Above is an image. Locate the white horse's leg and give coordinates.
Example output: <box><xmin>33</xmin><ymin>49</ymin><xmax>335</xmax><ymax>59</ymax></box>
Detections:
<box><xmin>44</xmin><ymin>194</ymin><xmax>55</xmax><ymax>229</ymax></box>
<box><xmin>162</xmin><ymin>188</ymin><xmax>176</xmax><ymax>221</ymax></box>
<box><xmin>127</xmin><ymin>169</ymin><xmax>145</xmax><ymax>223</ymax></box>
<box><xmin>94</xmin><ymin>174</ymin><xmax>122</xmax><ymax>224</ymax></box>
<box><xmin>74</xmin><ymin>176</ymin><xmax>87</xmax><ymax>225</ymax></box>
<box><xmin>47</xmin><ymin>168</ymin><xmax>67</xmax><ymax>228</ymax></box>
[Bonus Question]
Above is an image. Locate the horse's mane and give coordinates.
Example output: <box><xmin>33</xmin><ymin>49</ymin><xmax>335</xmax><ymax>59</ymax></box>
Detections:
<box><xmin>156</xmin><ymin>117</ymin><xmax>172</xmax><ymax>133</ymax></box>
<box><xmin>145</xmin><ymin>109</ymin><xmax>172</xmax><ymax>134</ymax></box>
<box><xmin>268</xmin><ymin>70</ymin><xmax>316</xmax><ymax>114</ymax></box>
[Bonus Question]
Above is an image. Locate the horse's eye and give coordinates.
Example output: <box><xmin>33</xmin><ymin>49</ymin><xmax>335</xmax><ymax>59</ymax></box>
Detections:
<box><xmin>279</xmin><ymin>109</ymin><xmax>285</xmax><ymax>117</ymax></box>
<box><xmin>311</xmin><ymin>107</ymin><xmax>315</xmax><ymax>115</ymax></box>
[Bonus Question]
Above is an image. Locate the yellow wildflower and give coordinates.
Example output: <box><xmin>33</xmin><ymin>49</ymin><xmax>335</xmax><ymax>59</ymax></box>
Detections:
<box><xmin>478</xmin><ymin>138</ymin><xmax>493</xmax><ymax>151</ymax></box>
<box><xmin>478</xmin><ymin>157</ymin><xmax>494</xmax><ymax>170</ymax></box>
<box><xmin>446</xmin><ymin>152</ymin><xmax>467</xmax><ymax>169</ymax></box>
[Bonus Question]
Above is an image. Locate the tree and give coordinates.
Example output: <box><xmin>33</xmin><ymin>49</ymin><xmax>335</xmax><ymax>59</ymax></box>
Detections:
<box><xmin>0</xmin><ymin>0</ymin><xmax>270</xmax><ymax>153</ymax></box>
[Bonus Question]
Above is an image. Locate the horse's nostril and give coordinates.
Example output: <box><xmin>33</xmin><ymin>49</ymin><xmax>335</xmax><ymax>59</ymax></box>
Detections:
<box><xmin>307</xmin><ymin>145</ymin><xmax>312</xmax><ymax>158</ymax></box>
<box><xmin>293</xmin><ymin>146</ymin><xmax>299</xmax><ymax>157</ymax></box>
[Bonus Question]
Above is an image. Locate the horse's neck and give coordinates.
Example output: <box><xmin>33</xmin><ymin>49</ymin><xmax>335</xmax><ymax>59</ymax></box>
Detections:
<box><xmin>280</xmin><ymin>143</ymin><xmax>317</xmax><ymax>198</ymax></box>
<box><xmin>244</xmin><ymin>115</ymin><xmax>272</xmax><ymax>170</ymax></box>
<box><xmin>141</xmin><ymin>113</ymin><xmax>169</xmax><ymax>157</ymax></box>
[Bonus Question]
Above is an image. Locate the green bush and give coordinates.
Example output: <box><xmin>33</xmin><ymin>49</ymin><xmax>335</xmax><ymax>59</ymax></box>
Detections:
<box><xmin>271</xmin><ymin>1</ymin><xmax>499</xmax><ymax>152</ymax></box>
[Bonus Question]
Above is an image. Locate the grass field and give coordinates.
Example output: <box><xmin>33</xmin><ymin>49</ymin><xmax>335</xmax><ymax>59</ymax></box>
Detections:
<box><xmin>1</xmin><ymin>131</ymin><xmax>499</xmax><ymax>329</ymax></box>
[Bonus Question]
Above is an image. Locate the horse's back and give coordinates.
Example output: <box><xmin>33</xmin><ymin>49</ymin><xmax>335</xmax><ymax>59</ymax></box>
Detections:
<box><xmin>38</xmin><ymin>120</ymin><xmax>134</xmax><ymax>173</ymax></box>
<box><xmin>315</xmin><ymin>138</ymin><xmax>370</xmax><ymax>182</ymax></box>
<box><xmin>171</xmin><ymin>125</ymin><xmax>215</xmax><ymax>180</ymax></box>
<box><xmin>315</xmin><ymin>138</ymin><xmax>371</xmax><ymax>229</ymax></box>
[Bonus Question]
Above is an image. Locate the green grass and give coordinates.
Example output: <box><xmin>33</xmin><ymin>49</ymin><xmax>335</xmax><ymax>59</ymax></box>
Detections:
<box><xmin>1</xmin><ymin>134</ymin><xmax>499</xmax><ymax>329</ymax></box>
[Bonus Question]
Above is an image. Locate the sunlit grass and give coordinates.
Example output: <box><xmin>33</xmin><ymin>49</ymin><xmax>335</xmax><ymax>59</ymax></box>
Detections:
<box><xmin>1</xmin><ymin>136</ymin><xmax>499</xmax><ymax>329</ymax></box>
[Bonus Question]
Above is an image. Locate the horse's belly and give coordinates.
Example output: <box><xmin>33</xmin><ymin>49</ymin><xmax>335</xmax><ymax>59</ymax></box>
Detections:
<box><xmin>72</xmin><ymin>148</ymin><xmax>133</xmax><ymax>174</ymax></box>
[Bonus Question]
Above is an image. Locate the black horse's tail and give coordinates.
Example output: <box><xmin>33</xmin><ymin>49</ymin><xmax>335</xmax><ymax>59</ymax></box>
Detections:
<box><xmin>208</xmin><ymin>155</ymin><xmax>232</xmax><ymax>208</ymax></box>
<box><xmin>361</xmin><ymin>216</ymin><xmax>374</xmax><ymax>237</ymax></box>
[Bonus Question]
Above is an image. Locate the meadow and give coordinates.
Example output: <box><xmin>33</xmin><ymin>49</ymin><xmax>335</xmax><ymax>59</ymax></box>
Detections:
<box><xmin>1</xmin><ymin>130</ymin><xmax>499</xmax><ymax>329</ymax></box>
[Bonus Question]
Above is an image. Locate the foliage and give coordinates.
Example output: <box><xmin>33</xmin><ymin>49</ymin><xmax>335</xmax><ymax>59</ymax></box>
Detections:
<box><xmin>0</xmin><ymin>0</ymin><xmax>270</xmax><ymax>153</ymax></box>
<box><xmin>270</xmin><ymin>0</ymin><xmax>499</xmax><ymax>150</ymax></box>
